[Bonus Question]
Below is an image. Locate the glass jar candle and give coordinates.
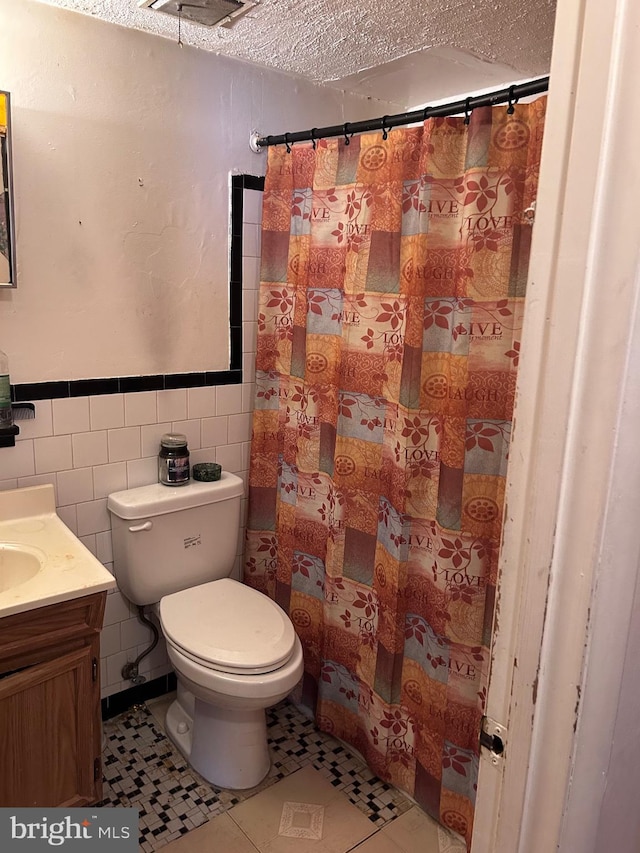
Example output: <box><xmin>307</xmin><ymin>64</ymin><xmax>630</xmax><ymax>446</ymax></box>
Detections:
<box><xmin>158</xmin><ymin>433</ymin><xmax>190</xmax><ymax>486</ymax></box>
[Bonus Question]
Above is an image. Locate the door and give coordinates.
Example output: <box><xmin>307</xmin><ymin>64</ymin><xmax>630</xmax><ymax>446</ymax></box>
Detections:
<box><xmin>472</xmin><ymin>0</ymin><xmax>640</xmax><ymax>849</ymax></box>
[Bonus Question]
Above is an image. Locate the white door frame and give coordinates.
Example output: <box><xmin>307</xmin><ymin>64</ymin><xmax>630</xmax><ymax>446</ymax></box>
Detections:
<box><xmin>472</xmin><ymin>0</ymin><xmax>640</xmax><ymax>849</ymax></box>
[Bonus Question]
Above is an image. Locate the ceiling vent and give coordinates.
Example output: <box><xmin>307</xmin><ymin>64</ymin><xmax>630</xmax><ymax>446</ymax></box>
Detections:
<box><xmin>138</xmin><ymin>0</ymin><xmax>258</xmax><ymax>29</ymax></box>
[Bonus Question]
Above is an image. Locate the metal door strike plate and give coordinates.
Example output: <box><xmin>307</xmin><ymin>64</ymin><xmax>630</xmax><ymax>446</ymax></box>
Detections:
<box><xmin>480</xmin><ymin>715</ymin><xmax>507</xmax><ymax>767</ymax></box>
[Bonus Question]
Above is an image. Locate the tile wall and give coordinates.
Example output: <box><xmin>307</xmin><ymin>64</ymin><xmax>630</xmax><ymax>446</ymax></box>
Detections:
<box><xmin>0</xmin><ymin>187</ymin><xmax>263</xmax><ymax>698</ymax></box>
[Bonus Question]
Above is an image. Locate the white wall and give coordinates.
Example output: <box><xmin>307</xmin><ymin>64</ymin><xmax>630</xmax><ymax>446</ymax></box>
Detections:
<box><xmin>0</xmin><ymin>0</ymin><xmax>400</xmax><ymax>702</ymax></box>
<box><xmin>0</xmin><ymin>0</ymin><xmax>387</xmax><ymax>383</ymax></box>
<box><xmin>0</xmin><ymin>188</ymin><xmax>263</xmax><ymax>698</ymax></box>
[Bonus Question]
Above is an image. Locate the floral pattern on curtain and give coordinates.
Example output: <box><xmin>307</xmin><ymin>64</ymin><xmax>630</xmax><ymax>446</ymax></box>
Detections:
<box><xmin>245</xmin><ymin>100</ymin><xmax>546</xmax><ymax>847</ymax></box>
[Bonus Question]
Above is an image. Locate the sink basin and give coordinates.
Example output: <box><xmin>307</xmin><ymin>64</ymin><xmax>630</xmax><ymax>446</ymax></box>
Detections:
<box><xmin>0</xmin><ymin>484</ymin><xmax>116</xmax><ymax>617</ymax></box>
<box><xmin>0</xmin><ymin>543</ymin><xmax>45</xmax><ymax>593</ymax></box>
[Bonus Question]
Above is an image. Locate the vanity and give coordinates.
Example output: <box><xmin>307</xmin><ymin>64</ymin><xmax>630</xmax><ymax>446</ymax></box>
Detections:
<box><xmin>0</xmin><ymin>485</ymin><xmax>115</xmax><ymax>807</ymax></box>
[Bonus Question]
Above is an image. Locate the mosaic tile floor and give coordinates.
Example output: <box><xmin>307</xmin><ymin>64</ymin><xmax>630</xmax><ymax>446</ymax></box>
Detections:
<box><xmin>100</xmin><ymin>698</ymin><xmax>413</xmax><ymax>851</ymax></box>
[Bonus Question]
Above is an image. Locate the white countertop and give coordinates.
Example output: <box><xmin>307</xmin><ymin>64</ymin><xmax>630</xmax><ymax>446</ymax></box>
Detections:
<box><xmin>0</xmin><ymin>484</ymin><xmax>116</xmax><ymax>619</ymax></box>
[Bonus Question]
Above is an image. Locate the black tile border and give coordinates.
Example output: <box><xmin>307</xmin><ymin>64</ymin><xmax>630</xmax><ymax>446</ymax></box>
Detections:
<box><xmin>12</xmin><ymin>372</ymin><xmax>244</xmax><ymax>402</ymax></box>
<box><xmin>101</xmin><ymin>671</ymin><xmax>177</xmax><ymax>720</ymax></box>
<box><xmin>243</xmin><ymin>174</ymin><xmax>265</xmax><ymax>191</ymax></box>
<box><xmin>10</xmin><ymin>174</ymin><xmax>265</xmax><ymax>404</ymax></box>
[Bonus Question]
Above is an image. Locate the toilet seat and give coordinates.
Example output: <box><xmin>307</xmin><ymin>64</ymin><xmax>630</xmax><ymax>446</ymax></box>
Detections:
<box><xmin>160</xmin><ymin>578</ymin><xmax>296</xmax><ymax>675</ymax></box>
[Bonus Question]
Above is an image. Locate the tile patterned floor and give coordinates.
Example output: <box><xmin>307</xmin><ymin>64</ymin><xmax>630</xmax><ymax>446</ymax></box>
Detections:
<box><xmin>100</xmin><ymin>697</ymin><xmax>417</xmax><ymax>851</ymax></box>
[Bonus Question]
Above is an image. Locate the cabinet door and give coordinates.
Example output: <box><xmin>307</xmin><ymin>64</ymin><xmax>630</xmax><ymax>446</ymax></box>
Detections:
<box><xmin>0</xmin><ymin>644</ymin><xmax>100</xmax><ymax>807</ymax></box>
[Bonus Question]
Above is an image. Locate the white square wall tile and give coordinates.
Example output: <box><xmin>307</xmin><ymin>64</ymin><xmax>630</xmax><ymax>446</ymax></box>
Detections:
<box><xmin>236</xmin><ymin>526</ymin><xmax>246</xmax><ymax>556</ymax></box>
<box><xmin>243</xmin><ymin>223</ymin><xmax>261</xmax><ymax>258</ymax></box>
<box><xmin>243</xmin><ymin>256</ymin><xmax>261</xmax><ymax>291</ymax></box>
<box><xmin>76</xmin><ymin>498</ymin><xmax>110</xmax><ymax>536</ymax></box>
<box><xmin>124</xmin><ymin>391</ymin><xmax>157</xmax><ymax>427</ymax></box>
<box><xmin>93</xmin><ymin>462</ymin><xmax>128</xmax><ymax>499</ymax></box>
<box><xmin>243</xmin><ymin>352</ymin><xmax>256</xmax><ymax>382</ymax></box>
<box><xmin>187</xmin><ymin>386</ymin><xmax>216</xmax><ymax>419</ymax></box>
<box><xmin>171</xmin><ymin>420</ymin><xmax>201</xmax><ymax>450</ymax></box>
<box><xmin>243</xmin><ymin>321</ymin><xmax>258</xmax><ymax>353</ymax></box>
<box><xmin>242</xmin><ymin>441</ymin><xmax>251</xmax><ymax>471</ymax></box>
<box><xmin>104</xmin><ymin>590</ymin><xmax>131</xmax><ymax>626</ymax></box>
<box><xmin>228</xmin><ymin>413</ymin><xmax>252</xmax><ymax>443</ymax></box>
<box><xmin>216</xmin><ymin>385</ymin><xmax>242</xmax><ymax>416</ymax></box>
<box><xmin>126</xmin><ymin>457</ymin><xmax>157</xmax><ymax>489</ymax></box>
<box><xmin>106</xmin><ymin>651</ymin><xmax>132</xmax><ymax>686</ymax></box>
<box><xmin>157</xmin><ymin>389</ymin><xmax>187</xmax><ymax>422</ymax></box>
<box><xmin>2</xmin><ymin>441</ymin><xmax>35</xmax><ymax>479</ymax></box>
<box><xmin>137</xmin><ymin>641</ymin><xmax>168</xmax><ymax>675</ymax></box>
<box><xmin>100</xmin><ymin>623</ymin><xmax>121</xmax><ymax>658</ymax></box>
<box><xmin>121</xmin><ymin>616</ymin><xmax>153</xmax><ymax>650</ymax></box>
<box><xmin>90</xmin><ymin>394</ymin><xmax>124</xmax><ymax>431</ymax></box>
<box><xmin>108</xmin><ymin>427</ymin><xmax>141</xmax><ymax>462</ymax></box>
<box><xmin>79</xmin><ymin>533</ymin><xmax>97</xmax><ymax>556</ymax></box>
<box><xmin>101</xmin><ymin>680</ymin><xmax>123</xmax><ymax>699</ymax></box>
<box><xmin>242</xmin><ymin>383</ymin><xmax>256</xmax><ymax>414</ymax></box>
<box><xmin>56</xmin><ymin>503</ymin><xmax>77</xmax><ymax>534</ymax></box>
<box><xmin>72</xmin><ymin>430</ymin><xmax>108</xmax><ymax>468</ymax></box>
<box><xmin>216</xmin><ymin>443</ymin><xmax>243</xmax><ymax>473</ymax></box>
<box><xmin>189</xmin><ymin>448</ymin><xmax>217</xmax><ymax>465</ymax></box>
<box><xmin>242</xmin><ymin>290</ymin><xmax>258</xmax><ymax>322</ymax></box>
<box><xmin>96</xmin><ymin>530</ymin><xmax>114</xmax><ymax>565</ymax></box>
<box><xmin>0</xmin><ymin>478</ymin><xmax>17</xmax><ymax>491</ymax></box>
<box><xmin>34</xmin><ymin>435</ymin><xmax>72</xmax><ymax>474</ymax></box>
<box><xmin>141</xmin><ymin>422</ymin><xmax>171</xmax><ymax>457</ymax></box>
<box><xmin>57</xmin><ymin>467</ymin><xmax>94</xmax><ymax>506</ymax></box>
<box><xmin>16</xmin><ymin>399</ymin><xmax>53</xmax><ymax>439</ymax></box>
<box><xmin>201</xmin><ymin>416</ymin><xmax>228</xmax><ymax>448</ymax></box>
<box><xmin>149</xmin><ymin>664</ymin><xmax>173</xmax><ymax>683</ymax></box>
<box><xmin>243</xmin><ymin>189</ymin><xmax>263</xmax><ymax>225</ymax></box>
<box><xmin>17</xmin><ymin>473</ymin><xmax>57</xmax><ymax>503</ymax></box>
<box><xmin>53</xmin><ymin>397</ymin><xmax>90</xmax><ymax>435</ymax></box>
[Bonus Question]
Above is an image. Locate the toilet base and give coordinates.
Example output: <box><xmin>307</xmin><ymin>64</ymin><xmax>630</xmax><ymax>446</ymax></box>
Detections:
<box><xmin>166</xmin><ymin>690</ymin><xmax>271</xmax><ymax>790</ymax></box>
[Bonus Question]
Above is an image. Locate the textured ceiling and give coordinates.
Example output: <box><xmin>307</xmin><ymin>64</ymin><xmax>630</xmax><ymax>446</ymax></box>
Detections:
<box><xmin>36</xmin><ymin>0</ymin><xmax>556</xmax><ymax>105</ymax></box>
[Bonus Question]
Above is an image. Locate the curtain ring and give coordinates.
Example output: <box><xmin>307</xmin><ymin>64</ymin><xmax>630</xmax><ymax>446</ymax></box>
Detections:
<box><xmin>507</xmin><ymin>85</ymin><xmax>518</xmax><ymax>115</ymax></box>
<box><xmin>310</xmin><ymin>128</ymin><xmax>317</xmax><ymax>150</ymax></box>
<box><xmin>464</xmin><ymin>98</ymin><xmax>472</xmax><ymax>126</ymax></box>
<box><xmin>284</xmin><ymin>132</ymin><xmax>292</xmax><ymax>154</ymax></box>
<box><xmin>422</xmin><ymin>107</ymin><xmax>432</xmax><ymax>123</ymax></box>
<box><xmin>343</xmin><ymin>122</ymin><xmax>352</xmax><ymax>146</ymax></box>
<box><xmin>381</xmin><ymin>116</ymin><xmax>390</xmax><ymax>140</ymax></box>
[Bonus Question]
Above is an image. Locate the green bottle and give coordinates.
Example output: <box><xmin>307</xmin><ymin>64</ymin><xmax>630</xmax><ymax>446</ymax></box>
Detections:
<box><xmin>0</xmin><ymin>348</ymin><xmax>12</xmax><ymax>428</ymax></box>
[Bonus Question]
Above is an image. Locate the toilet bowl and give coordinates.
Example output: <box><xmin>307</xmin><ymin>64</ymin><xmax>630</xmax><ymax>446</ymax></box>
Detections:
<box><xmin>164</xmin><ymin>636</ymin><xmax>304</xmax><ymax>788</ymax></box>
<box><xmin>159</xmin><ymin>577</ymin><xmax>304</xmax><ymax>788</ymax></box>
<box><xmin>107</xmin><ymin>477</ymin><xmax>304</xmax><ymax>790</ymax></box>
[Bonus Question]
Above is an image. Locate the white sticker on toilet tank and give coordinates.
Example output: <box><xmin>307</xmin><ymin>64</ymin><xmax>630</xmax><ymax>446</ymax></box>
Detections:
<box><xmin>184</xmin><ymin>535</ymin><xmax>201</xmax><ymax>549</ymax></box>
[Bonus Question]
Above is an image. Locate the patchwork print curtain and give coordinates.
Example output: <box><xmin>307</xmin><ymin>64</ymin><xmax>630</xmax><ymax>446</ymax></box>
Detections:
<box><xmin>245</xmin><ymin>101</ymin><xmax>546</xmax><ymax>847</ymax></box>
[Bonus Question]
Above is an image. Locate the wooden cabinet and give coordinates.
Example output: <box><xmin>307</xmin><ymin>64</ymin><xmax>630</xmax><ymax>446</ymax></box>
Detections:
<box><xmin>0</xmin><ymin>592</ymin><xmax>106</xmax><ymax>807</ymax></box>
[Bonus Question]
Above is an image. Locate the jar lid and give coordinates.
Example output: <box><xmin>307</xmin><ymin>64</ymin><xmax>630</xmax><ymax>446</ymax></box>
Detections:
<box><xmin>192</xmin><ymin>462</ymin><xmax>222</xmax><ymax>482</ymax></box>
<box><xmin>160</xmin><ymin>432</ymin><xmax>188</xmax><ymax>448</ymax></box>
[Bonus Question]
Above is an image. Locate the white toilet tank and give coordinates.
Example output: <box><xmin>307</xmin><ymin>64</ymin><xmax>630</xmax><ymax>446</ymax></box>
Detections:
<box><xmin>108</xmin><ymin>474</ymin><xmax>244</xmax><ymax>606</ymax></box>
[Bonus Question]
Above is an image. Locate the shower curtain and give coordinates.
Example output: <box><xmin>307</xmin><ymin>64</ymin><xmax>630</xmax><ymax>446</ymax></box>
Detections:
<box><xmin>245</xmin><ymin>100</ymin><xmax>546</xmax><ymax>846</ymax></box>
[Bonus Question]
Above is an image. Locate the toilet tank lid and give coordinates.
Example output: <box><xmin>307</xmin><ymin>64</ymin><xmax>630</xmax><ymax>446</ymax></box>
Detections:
<box><xmin>107</xmin><ymin>473</ymin><xmax>244</xmax><ymax>520</ymax></box>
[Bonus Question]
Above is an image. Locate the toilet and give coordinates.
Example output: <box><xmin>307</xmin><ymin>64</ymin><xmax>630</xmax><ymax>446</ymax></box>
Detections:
<box><xmin>107</xmin><ymin>474</ymin><xmax>303</xmax><ymax>789</ymax></box>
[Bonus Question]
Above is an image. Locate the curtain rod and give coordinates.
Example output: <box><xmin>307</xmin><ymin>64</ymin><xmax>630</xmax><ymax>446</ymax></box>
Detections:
<box><xmin>252</xmin><ymin>76</ymin><xmax>549</xmax><ymax>150</ymax></box>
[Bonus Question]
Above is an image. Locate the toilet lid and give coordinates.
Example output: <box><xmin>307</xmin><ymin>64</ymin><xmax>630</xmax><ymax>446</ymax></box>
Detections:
<box><xmin>160</xmin><ymin>578</ymin><xmax>296</xmax><ymax>675</ymax></box>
